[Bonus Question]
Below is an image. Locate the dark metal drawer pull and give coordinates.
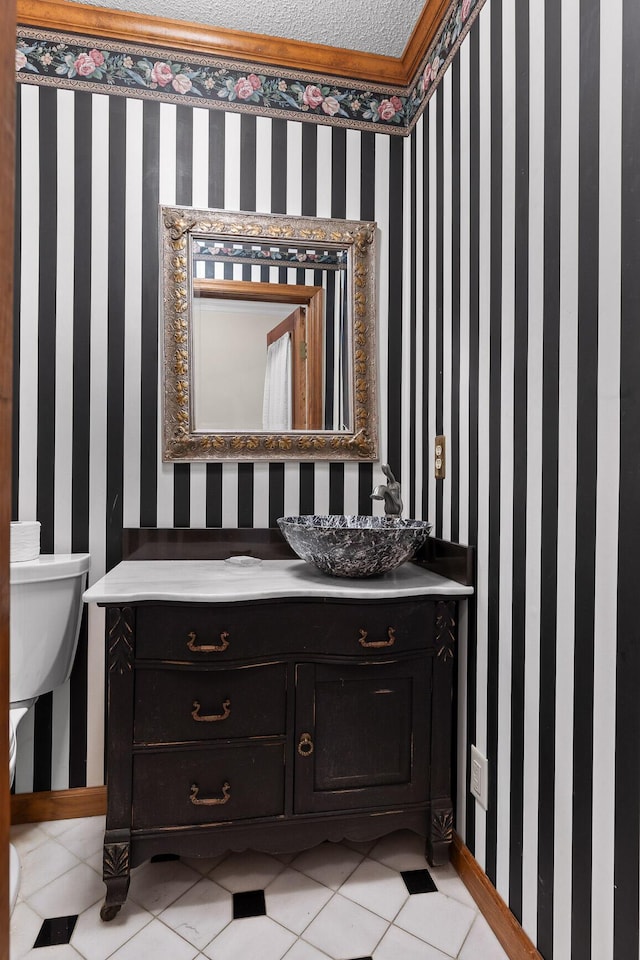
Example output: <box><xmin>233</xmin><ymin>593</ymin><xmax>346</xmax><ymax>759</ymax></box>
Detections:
<box><xmin>358</xmin><ymin>626</ymin><xmax>396</xmax><ymax>648</ymax></box>
<box><xmin>298</xmin><ymin>732</ymin><xmax>314</xmax><ymax>757</ymax></box>
<box><xmin>186</xmin><ymin>630</ymin><xmax>230</xmax><ymax>653</ymax></box>
<box><xmin>189</xmin><ymin>781</ymin><xmax>231</xmax><ymax>806</ymax></box>
<box><xmin>191</xmin><ymin>698</ymin><xmax>231</xmax><ymax>723</ymax></box>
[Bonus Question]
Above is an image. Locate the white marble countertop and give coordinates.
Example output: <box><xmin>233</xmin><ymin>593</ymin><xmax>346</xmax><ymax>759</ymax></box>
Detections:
<box><xmin>83</xmin><ymin>559</ymin><xmax>474</xmax><ymax>604</ymax></box>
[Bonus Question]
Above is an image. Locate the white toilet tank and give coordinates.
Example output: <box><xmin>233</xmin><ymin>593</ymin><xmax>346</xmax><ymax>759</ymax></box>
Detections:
<box><xmin>10</xmin><ymin>553</ymin><xmax>91</xmax><ymax>705</ymax></box>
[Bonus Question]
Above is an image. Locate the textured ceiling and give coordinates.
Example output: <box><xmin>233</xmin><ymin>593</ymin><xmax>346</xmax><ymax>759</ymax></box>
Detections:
<box><xmin>75</xmin><ymin>0</ymin><xmax>425</xmax><ymax>58</ymax></box>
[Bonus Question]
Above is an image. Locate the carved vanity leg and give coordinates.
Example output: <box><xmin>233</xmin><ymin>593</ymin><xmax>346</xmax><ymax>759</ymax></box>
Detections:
<box><xmin>101</xmin><ymin>606</ymin><xmax>136</xmax><ymax>921</ymax></box>
<box><xmin>425</xmin><ymin>600</ymin><xmax>457</xmax><ymax>867</ymax></box>
<box><xmin>100</xmin><ymin>837</ymin><xmax>131</xmax><ymax>921</ymax></box>
<box><xmin>427</xmin><ymin>804</ymin><xmax>454</xmax><ymax>866</ymax></box>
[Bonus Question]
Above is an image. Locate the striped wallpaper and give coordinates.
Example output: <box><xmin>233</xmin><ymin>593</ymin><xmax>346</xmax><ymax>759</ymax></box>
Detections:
<box><xmin>11</xmin><ymin>86</ymin><xmax>403</xmax><ymax>793</ymax></box>
<box><xmin>11</xmin><ymin>1</ymin><xmax>640</xmax><ymax>958</ymax></box>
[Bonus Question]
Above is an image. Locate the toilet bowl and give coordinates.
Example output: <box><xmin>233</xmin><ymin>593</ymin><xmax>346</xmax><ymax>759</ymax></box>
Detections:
<box><xmin>10</xmin><ymin>554</ymin><xmax>91</xmax><ymax>708</ymax></box>
<box><xmin>8</xmin><ymin>552</ymin><xmax>90</xmax><ymax>912</ymax></box>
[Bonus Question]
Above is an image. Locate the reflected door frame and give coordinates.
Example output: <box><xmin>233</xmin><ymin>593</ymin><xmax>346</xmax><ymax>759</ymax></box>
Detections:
<box><xmin>266</xmin><ymin>306</ymin><xmax>304</xmax><ymax>429</ymax></box>
<box><xmin>193</xmin><ymin>279</ymin><xmax>324</xmax><ymax>431</ymax></box>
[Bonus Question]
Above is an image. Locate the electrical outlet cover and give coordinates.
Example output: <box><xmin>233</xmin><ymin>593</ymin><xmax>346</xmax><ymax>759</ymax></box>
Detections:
<box><xmin>470</xmin><ymin>744</ymin><xmax>489</xmax><ymax>811</ymax></box>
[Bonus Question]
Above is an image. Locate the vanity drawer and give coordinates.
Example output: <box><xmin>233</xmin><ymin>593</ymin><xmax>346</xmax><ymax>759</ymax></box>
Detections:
<box><xmin>135</xmin><ymin>604</ymin><xmax>282</xmax><ymax>661</ymax></box>
<box><xmin>324</xmin><ymin>601</ymin><xmax>435</xmax><ymax>655</ymax></box>
<box><xmin>131</xmin><ymin>742</ymin><xmax>285</xmax><ymax>828</ymax></box>
<box><xmin>134</xmin><ymin>599</ymin><xmax>435</xmax><ymax>660</ymax></box>
<box><xmin>134</xmin><ymin>662</ymin><xmax>286</xmax><ymax>744</ymax></box>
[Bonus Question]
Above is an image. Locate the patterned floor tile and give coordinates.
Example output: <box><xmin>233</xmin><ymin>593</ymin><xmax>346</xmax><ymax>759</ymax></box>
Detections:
<box><xmin>290</xmin><ymin>844</ymin><xmax>363</xmax><ymax>891</ymax></box>
<box><xmin>70</xmin><ymin>899</ymin><xmax>153</xmax><ymax>960</ymax></box>
<box><xmin>10</xmin><ymin>901</ymin><xmax>44</xmax><ymax>960</ymax></box>
<box><xmin>301</xmin><ymin>893</ymin><xmax>388</xmax><ymax>959</ymax></box>
<box><xmin>52</xmin><ymin>817</ymin><xmax>106</xmax><ymax>862</ymax></box>
<box><xmin>401</xmin><ymin>869</ymin><xmax>438</xmax><ymax>895</ymax></box>
<box><xmin>457</xmin><ymin>914</ymin><xmax>510</xmax><ymax>959</ymax></box>
<box><xmin>394</xmin><ymin>891</ymin><xmax>475</xmax><ymax>958</ymax></box>
<box><xmin>339</xmin><ymin>858</ymin><xmax>409</xmax><ymax>922</ymax></box>
<box><xmin>202</xmin><ymin>914</ymin><xmax>296</xmax><ymax>960</ymax></box>
<box><xmin>33</xmin><ymin>916</ymin><xmax>78</xmax><ymax>948</ymax></box>
<box><xmin>128</xmin><ymin>858</ymin><xmax>202</xmax><ymax>915</ymax></box>
<box><xmin>106</xmin><ymin>917</ymin><xmax>199</xmax><ymax>960</ymax></box>
<box><xmin>10</xmin><ymin>823</ymin><xmax>50</xmax><ymax>858</ymax></box>
<box><xmin>10</xmin><ymin>818</ymin><xmax>514</xmax><ymax>960</ymax></box>
<box><xmin>210</xmin><ymin>850</ymin><xmax>286</xmax><ymax>894</ymax></box>
<box><xmin>158</xmin><ymin>877</ymin><xmax>233</xmax><ymax>950</ymax></box>
<box><xmin>282</xmin><ymin>941</ymin><xmax>333</xmax><ymax>960</ymax></box>
<box><xmin>367</xmin><ymin>831</ymin><xmax>429</xmax><ymax>873</ymax></box>
<box><xmin>19</xmin><ymin>839</ymin><xmax>81</xmax><ymax>900</ymax></box>
<box><xmin>373</xmin><ymin>924</ymin><xmax>452</xmax><ymax>960</ymax></box>
<box><xmin>232</xmin><ymin>889</ymin><xmax>266</xmax><ymax>919</ymax></box>
<box><xmin>265</xmin><ymin>867</ymin><xmax>333</xmax><ymax>935</ymax></box>
<box><xmin>28</xmin><ymin>863</ymin><xmax>104</xmax><ymax>920</ymax></box>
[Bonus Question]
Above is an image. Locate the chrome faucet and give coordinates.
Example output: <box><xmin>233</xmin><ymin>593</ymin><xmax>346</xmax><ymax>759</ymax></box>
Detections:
<box><xmin>371</xmin><ymin>464</ymin><xmax>403</xmax><ymax>517</ymax></box>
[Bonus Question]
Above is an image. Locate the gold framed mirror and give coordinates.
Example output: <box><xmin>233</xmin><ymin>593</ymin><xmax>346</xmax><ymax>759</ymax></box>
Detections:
<box><xmin>161</xmin><ymin>206</ymin><xmax>378</xmax><ymax>461</ymax></box>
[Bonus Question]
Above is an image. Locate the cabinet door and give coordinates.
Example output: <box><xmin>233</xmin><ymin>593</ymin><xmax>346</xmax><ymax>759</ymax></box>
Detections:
<box><xmin>294</xmin><ymin>658</ymin><xmax>429</xmax><ymax>813</ymax></box>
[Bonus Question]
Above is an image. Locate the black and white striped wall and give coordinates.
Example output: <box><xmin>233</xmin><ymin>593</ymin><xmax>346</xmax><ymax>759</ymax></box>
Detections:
<box><xmin>418</xmin><ymin>0</ymin><xmax>638</xmax><ymax>958</ymax></box>
<box><xmin>11</xmin><ymin>87</ymin><xmax>410</xmax><ymax>793</ymax></box>
<box><xmin>12</xmin><ymin>0</ymin><xmax>640</xmax><ymax>957</ymax></box>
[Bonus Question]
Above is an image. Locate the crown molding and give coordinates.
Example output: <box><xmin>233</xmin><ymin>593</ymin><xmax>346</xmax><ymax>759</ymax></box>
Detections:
<box><xmin>16</xmin><ymin>0</ymin><xmax>486</xmax><ymax>136</ymax></box>
<box><xmin>400</xmin><ymin>0</ymin><xmax>452</xmax><ymax>81</ymax></box>
<box><xmin>16</xmin><ymin>0</ymin><xmax>459</xmax><ymax>88</ymax></box>
<box><xmin>16</xmin><ymin>0</ymin><xmax>416</xmax><ymax>85</ymax></box>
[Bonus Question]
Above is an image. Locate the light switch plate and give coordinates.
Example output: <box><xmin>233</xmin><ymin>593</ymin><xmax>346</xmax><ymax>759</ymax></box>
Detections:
<box><xmin>434</xmin><ymin>435</ymin><xmax>446</xmax><ymax>479</ymax></box>
<box><xmin>470</xmin><ymin>744</ymin><xmax>489</xmax><ymax>810</ymax></box>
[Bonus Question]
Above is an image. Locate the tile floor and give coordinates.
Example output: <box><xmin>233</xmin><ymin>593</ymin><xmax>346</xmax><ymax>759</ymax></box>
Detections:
<box><xmin>10</xmin><ymin>817</ymin><xmax>509</xmax><ymax>960</ymax></box>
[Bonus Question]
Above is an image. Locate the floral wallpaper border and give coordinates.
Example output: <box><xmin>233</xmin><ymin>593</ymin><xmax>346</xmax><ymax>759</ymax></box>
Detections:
<box><xmin>15</xmin><ymin>0</ymin><xmax>486</xmax><ymax>136</ymax></box>
<box><xmin>15</xmin><ymin>30</ymin><xmax>410</xmax><ymax>134</ymax></box>
<box><xmin>405</xmin><ymin>0</ymin><xmax>486</xmax><ymax>132</ymax></box>
<box><xmin>194</xmin><ymin>240</ymin><xmax>347</xmax><ymax>270</ymax></box>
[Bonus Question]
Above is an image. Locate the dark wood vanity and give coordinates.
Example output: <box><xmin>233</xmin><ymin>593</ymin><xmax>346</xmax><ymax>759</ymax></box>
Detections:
<box><xmin>85</xmin><ymin>536</ymin><xmax>473</xmax><ymax>921</ymax></box>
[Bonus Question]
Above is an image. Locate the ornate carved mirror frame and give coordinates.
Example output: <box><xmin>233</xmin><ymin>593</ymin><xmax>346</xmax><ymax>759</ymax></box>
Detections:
<box><xmin>161</xmin><ymin>206</ymin><xmax>378</xmax><ymax>461</ymax></box>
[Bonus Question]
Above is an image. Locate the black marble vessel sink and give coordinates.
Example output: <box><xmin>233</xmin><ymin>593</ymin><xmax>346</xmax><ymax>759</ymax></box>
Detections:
<box><xmin>277</xmin><ymin>515</ymin><xmax>433</xmax><ymax>578</ymax></box>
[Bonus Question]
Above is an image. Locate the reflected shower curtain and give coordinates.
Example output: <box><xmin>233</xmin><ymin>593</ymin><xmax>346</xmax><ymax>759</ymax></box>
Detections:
<box><xmin>262</xmin><ymin>332</ymin><xmax>292</xmax><ymax>431</ymax></box>
<box><xmin>338</xmin><ymin>268</ymin><xmax>349</xmax><ymax>429</ymax></box>
<box><xmin>324</xmin><ymin>268</ymin><xmax>350</xmax><ymax>431</ymax></box>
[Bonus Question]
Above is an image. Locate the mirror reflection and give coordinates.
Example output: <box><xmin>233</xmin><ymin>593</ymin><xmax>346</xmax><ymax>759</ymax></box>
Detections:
<box><xmin>191</xmin><ymin>237</ymin><xmax>352</xmax><ymax>433</ymax></box>
<box><xmin>192</xmin><ymin>282</ymin><xmax>327</xmax><ymax>432</ymax></box>
<box><xmin>161</xmin><ymin>206</ymin><xmax>378</xmax><ymax>461</ymax></box>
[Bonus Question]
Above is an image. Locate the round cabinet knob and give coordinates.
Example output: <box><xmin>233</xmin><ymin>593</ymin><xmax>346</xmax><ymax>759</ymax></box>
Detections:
<box><xmin>297</xmin><ymin>732</ymin><xmax>314</xmax><ymax>757</ymax></box>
